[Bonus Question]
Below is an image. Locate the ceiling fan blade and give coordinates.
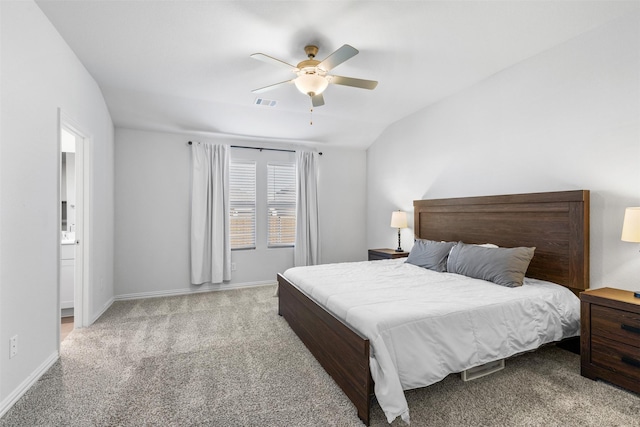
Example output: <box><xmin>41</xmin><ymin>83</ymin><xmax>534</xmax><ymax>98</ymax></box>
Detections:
<box><xmin>330</xmin><ymin>75</ymin><xmax>378</xmax><ymax>90</ymax></box>
<box><xmin>311</xmin><ymin>93</ymin><xmax>325</xmax><ymax>107</ymax></box>
<box><xmin>252</xmin><ymin>79</ymin><xmax>294</xmax><ymax>94</ymax></box>
<box><xmin>318</xmin><ymin>44</ymin><xmax>358</xmax><ymax>71</ymax></box>
<box><xmin>250</xmin><ymin>53</ymin><xmax>298</xmax><ymax>70</ymax></box>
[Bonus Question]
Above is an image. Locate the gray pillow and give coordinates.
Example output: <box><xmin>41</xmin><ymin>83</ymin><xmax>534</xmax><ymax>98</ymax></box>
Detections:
<box><xmin>446</xmin><ymin>242</ymin><xmax>535</xmax><ymax>287</ymax></box>
<box><xmin>406</xmin><ymin>239</ymin><xmax>457</xmax><ymax>272</ymax></box>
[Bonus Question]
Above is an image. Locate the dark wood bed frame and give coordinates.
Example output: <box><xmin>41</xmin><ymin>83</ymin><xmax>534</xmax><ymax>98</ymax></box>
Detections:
<box><xmin>277</xmin><ymin>190</ymin><xmax>590</xmax><ymax>425</ymax></box>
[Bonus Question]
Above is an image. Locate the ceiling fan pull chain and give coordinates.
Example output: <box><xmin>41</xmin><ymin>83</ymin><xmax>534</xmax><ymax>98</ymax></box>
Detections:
<box><xmin>310</xmin><ymin>106</ymin><xmax>313</xmax><ymax>125</ymax></box>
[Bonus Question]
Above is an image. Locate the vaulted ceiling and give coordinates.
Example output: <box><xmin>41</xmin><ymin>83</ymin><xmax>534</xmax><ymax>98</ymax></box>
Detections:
<box><xmin>36</xmin><ymin>1</ymin><xmax>639</xmax><ymax>149</ymax></box>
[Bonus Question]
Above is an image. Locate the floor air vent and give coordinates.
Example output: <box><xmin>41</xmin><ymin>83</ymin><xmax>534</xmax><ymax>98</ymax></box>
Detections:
<box><xmin>461</xmin><ymin>359</ymin><xmax>505</xmax><ymax>381</ymax></box>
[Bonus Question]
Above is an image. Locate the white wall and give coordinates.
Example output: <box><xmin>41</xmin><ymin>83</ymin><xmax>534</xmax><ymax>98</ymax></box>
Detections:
<box><xmin>317</xmin><ymin>147</ymin><xmax>368</xmax><ymax>264</ymax></box>
<box><xmin>0</xmin><ymin>0</ymin><xmax>114</xmax><ymax>414</ymax></box>
<box><xmin>114</xmin><ymin>128</ymin><xmax>367</xmax><ymax>298</ymax></box>
<box><xmin>367</xmin><ymin>13</ymin><xmax>640</xmax><ymax>291</ymax></box>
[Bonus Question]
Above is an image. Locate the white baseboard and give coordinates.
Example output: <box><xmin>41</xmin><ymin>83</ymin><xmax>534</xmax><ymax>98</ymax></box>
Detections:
<box><xmin>114</xmin><ymin>280</ymin><xmax>277</xmax><ymax>301</ymax></box>
<box><xmin>90</xmin><ymin>296</ymin><xmax>115</xmax><ymax>325</ymax></box>
<box><xmin>0</xmin><ymin>351</ymin><xmax>59</xmax><ymax>419</ymax></box>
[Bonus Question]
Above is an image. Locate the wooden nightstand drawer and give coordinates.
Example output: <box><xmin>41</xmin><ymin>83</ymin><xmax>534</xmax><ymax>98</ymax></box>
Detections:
<box><xmin>592</xmin><ymin>335</ymin><xmax>640</xmax><ymax>380</ymax></box>
<box><xmin>580</xmin><ymin>287</ymin><xmax>640</xmax><ymax>394</ymax></box>
<box><xmin>592</xmin><ymin>305</ymin><xmax>640</xmax><ymax>347</ymax></box>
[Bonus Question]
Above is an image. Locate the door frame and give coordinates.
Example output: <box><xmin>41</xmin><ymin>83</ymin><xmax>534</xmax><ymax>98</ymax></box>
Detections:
<box><xmin>58</xmin><ymin>110</ymin><xmax>91</xmax><ymax>335</ymax></box>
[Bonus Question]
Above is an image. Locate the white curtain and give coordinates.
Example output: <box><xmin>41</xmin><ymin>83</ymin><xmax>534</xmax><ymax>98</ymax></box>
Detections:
<box><xmin>190</xmin><ymin>142</ymin><xmax>231</xmax><ymax>284</ymax></box>
<box><xmin>294</xmin><ymin>151</ymin><xmax>320</xmax><ymax>266</ymax></box>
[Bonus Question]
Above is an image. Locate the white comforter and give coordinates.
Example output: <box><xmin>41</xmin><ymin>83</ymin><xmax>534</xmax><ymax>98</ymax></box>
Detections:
<box><xmin>283</xmin><ymin>259</ymin><xmax>580</xmax><ymax>424</ymax></box>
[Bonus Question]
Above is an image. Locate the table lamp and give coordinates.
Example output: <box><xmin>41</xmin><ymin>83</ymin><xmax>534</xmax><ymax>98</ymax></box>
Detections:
<box><xmin>622</xmin><ymin>207</ymin><xmax>640</xmax><ymax>298</ymax></box>
<box><xmin>390</xmin><ymin>210</ymin><xmax>408</xmax><ymax>252</ymax></box>
<box><xmin>621</xmin><ymin>207</ymin><xmax>640</xmax><ymax>244</ymax></box>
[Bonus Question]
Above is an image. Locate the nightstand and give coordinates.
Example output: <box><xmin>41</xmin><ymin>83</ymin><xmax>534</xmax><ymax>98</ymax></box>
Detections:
<box><xmin>368</xmin><ymin>248</ymin><xmax>409</xmax><ymax>261</ymax></box>
<box><xmin>580</xmin><ymin>287</ymin><xmax>640</xmax><ymax>394</ymax></box>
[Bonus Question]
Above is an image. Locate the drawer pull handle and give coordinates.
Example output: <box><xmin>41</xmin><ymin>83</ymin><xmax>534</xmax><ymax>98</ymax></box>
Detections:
<box><xmin>621</xmin><ymin>324</ymin><xmax>640</xmax><ymax>335</ymax></box>
<box><xmin>621</xmin><ymin>356</ymin><xmax>640</xmax><ymax>368</ymax></box>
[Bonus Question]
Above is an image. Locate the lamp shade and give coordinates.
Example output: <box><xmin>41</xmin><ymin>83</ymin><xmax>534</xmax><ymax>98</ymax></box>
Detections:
<box><xmin>390</xmin><ymin>211</ymin><xmax>408</xmax><ymax>229</ymax></box>
<box><xmin>621</xmin><ymin>207</ymin><xmax>640</xmax><ymax>243</ymax></box>
<box><xmin>294</xmin><ymin>73</ymin><xmax>329</xmax><ymax>97</ymax></box>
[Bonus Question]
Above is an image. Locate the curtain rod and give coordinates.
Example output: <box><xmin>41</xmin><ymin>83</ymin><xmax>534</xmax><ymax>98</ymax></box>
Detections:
<box><xmin>188</xmin><ymin>141</ymin><xmax>322</xmax><ymax>155</ymax></box>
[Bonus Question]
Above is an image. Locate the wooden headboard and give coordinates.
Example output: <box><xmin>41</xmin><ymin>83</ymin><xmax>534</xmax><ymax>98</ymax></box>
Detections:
<box><xmin>414</xmin><ymin>190</ymin><xmax>590</xmax><ymax>292</ymax></box>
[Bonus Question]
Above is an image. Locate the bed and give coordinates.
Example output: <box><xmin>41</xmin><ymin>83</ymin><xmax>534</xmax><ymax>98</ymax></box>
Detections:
<box><xmin>277</xmin><ymin>190</ymin><xmax>590</xmax><ymax>425</ymax></box>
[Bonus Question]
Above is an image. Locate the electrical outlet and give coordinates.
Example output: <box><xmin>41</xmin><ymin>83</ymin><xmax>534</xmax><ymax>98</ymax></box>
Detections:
<box><xmin>231</xmin><ymin>262</ymin><xmax>237</xmax><ymax>271</ymax></box>
<box><xmin>10</xmin><ymin>335</ymin><xmax>18</xmax><ymax>359</ymax></box>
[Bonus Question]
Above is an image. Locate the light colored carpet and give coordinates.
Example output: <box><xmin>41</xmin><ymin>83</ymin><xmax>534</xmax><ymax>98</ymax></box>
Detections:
<box><xmin>1</xmin><ymin>284</ymin><xmax>639</xmax><ymax>426</ymax></box>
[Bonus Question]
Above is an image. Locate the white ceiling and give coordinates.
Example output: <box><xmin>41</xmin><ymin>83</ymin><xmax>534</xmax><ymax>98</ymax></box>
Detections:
<box><xmin>36</xmin><ymin>0</ymin><xmax>639</xmax><ymax>149</ymax></box>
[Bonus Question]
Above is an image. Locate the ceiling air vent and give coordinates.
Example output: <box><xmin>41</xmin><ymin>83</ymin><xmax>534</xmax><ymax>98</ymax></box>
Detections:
<box><xmin>254</xmin><ymin>98</ymin><xmax>277</xmax><ymax>107</ymax></box>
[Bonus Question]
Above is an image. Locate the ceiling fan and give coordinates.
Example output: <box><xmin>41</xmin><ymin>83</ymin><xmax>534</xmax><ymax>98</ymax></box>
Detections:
<box><xmin>251</xmin><ymin>44</ymin><xmax>378</xmax><ymax>107</ymax></box>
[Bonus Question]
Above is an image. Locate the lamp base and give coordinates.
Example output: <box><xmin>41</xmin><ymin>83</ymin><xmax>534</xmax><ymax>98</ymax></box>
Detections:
<box><xmin>395</xmin><ymin>229</ymin><xmax>403</xmax><ymax>253</ymax></box>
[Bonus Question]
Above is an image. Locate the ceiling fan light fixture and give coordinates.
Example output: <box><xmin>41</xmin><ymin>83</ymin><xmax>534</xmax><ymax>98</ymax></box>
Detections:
<box><xmin>251</xmin><ymin>44</ymin><xmax>377</xmax><ymax>107</ymax></box>
<box><xmin>294</xmin><ymin>73</ymin><xmax>329</xmax><ymax>97</ymax></box>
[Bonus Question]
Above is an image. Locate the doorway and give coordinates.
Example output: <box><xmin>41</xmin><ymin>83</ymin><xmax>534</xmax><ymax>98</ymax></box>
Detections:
<box><xmin>60</xmin><ymin>127</ymin><xmax>76</xmax><ymax>338</ymax></box>
<box><xmin>59</xmin><ymin>112</ymin><xmax>90</xmax><ymax>342</ymax></box>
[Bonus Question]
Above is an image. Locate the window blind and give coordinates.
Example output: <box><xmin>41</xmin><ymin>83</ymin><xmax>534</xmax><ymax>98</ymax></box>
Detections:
<box><xmin>229</xmin><ymin>160</ymin><xmax>256</xmax><ymax>249</ymax></box>
<box><xmin>267</xmin><ymin>163</ymin><xmax>296</xmax><ymax>247</ymax></box>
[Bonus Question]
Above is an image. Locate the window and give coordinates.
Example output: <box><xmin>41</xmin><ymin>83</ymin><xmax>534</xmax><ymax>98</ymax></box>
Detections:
<box><xmin>267</xmin><ymin>163</ymin><xmax>296</xmax><ymax>247</ymax></box>
<box><xmin>229</xmin><ymin>161</ymin><xmax>256</xmax><ymax>249</ymax></box>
